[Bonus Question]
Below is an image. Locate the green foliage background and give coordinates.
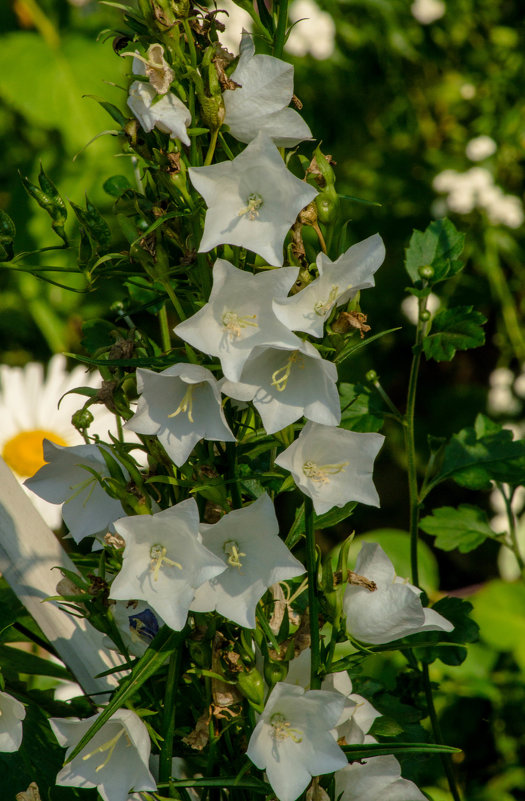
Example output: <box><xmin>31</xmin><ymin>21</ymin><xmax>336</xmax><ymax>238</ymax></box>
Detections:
<box><xmin>1</xmin><ymin>0</ymin><xmax>524</xmax><ymax>799</ymax></box>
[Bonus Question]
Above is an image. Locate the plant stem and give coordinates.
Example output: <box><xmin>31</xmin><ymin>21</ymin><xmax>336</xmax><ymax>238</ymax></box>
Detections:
<box><xmin>500</xmin><ymin>483</ymin><xmax>525</xmax><ymax>575</ymax></box>
<box><xmin>305</xmin><ymin>497</ymin><xmax>321</xmax><ymax>688</ymax></box>
<box><xmin>162</xmin><ymin>279</ymin><xmax>186</xmax><ymax>321</ymax></box>
<box><xmin>204</xmin><ymin>127</ymin><xmax>219</xmax><ymax>166</ymax></box>
<box><xmin>159</xmin><ymin>303</ymin><xmax>172</xmax><ymax>352</ymax></box>
<box><xmin>273</xmin><ymin>0</ymin><xmax>289</xmax><ymax>58</ymax></box>
<box><xmin>422</xmin><ymin>664</ymin><xmax>462</xmax><ymax>801</ymax></box>
<box><xmin>159</xmin><ymin>648</ymin><xmax>182</xmax><ymax>788</ymax></box>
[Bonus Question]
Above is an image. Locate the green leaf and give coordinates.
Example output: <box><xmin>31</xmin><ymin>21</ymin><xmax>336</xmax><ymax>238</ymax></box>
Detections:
<box><xmin>422</xmin><ymin>306</ymin><xmax>486</xmax><ymax>362</ymax></box>
<box><xmin>0</xmin><ymin>644</ymin><xmax>72</xmax><ymax>679</ymax></box>
<box><xmin>339</xmin><ymin>382</ymin><xmax>384</xmax><ymax>433</ymax></box>
<box><xmin>342</xmin><ymin>742</ymin><xmax>461</xmax><ymax>758</ymax></box>
<box><xmin>472</xmin><ymin>580</ymin><xmax>525</xmax><ymax>671</ymax></box>
<box><xmin>0</xmin><ymin>210</ymin><xmax>16</xmax><ymax>261</ymax></box>
<box><xmin>405</xmin><ymin>218</ymin><xmax>465</xmax><ymax>284</ymax></box>
<box><xmin>413</xmin><ymin>596</ymin><xmax>479</xmax><ymax>666</ymax></box>
<box><xmin>368</xmin><ymin>716</ymin><xmax>404</xmax><ymax>738</ymax></box>
<box><xmin>432</xmin><ymin>413</ymin><xmax>525</xmax><ymax>491</ymax></box>
<box><xmin>70</xmin><ymin>196</ymin><xmax>111</xmax><ymax>249</ymax></box>
<box><xmin>419</xmin><ymin>505</ymin><xmax>500</xmax><ymax>553</ymax></box>
<box><xmin>66</xmin><ymin>625</ymin><xmax>181</xmax><ymax>763</ymax></box>
<box><xmin>285</xmin><ymin>501</ymin><xmax>357</xmax><ymax>548</ymax></box>
<box><xmin>335</xmin><ymin>327</ymin><xmax>401</xmax><ymax>365</ymax></box>
<box><xmin>103</xmin><ymin>174</ymin><xmax>133</xmax><ymax>197</ymax></box>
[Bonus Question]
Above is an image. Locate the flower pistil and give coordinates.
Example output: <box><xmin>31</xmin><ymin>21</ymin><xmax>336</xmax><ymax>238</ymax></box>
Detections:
<box><xmin>302</xmin><ymin>459</ymin><xmax>349</xmax><ymax>483</ymax></box>
<box><xmin>150</xmin><ymin>544</ymin><xmax>183</xmax><ymax>581</ymax></box>
<box><xmin>238</xmin><ymin>192</ymin><xmax>264</xmax><ymax>220</ymax></box>
<box><xmin>270</xmin><ymin>712</ymin><xmax>303</xmax><ymax>743</ymax></box>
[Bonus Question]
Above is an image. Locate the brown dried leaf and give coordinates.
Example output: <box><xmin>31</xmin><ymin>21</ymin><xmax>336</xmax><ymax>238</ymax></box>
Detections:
<box><xmin>183</xmin><ymin>708</ymin><xmax>211</xmax><ymax>751</ymax></box>
<box><xmin>332</xmin><ymin>311</ymin><xmax>371</xmax><ymax>338</ymax></box>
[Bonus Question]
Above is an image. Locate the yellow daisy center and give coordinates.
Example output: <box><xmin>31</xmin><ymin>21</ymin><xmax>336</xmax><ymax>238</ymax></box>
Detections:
<box><xmin>2</xmin><ymin>430</ymin><xmax>68</xmax><ymax>477</ymax></box>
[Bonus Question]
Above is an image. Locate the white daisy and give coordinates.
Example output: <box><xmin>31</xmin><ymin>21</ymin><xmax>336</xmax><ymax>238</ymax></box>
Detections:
<box><xmin>0</xmin><ymin>355</ymin><xmax>117</xmax><ymax>528</ymax></box>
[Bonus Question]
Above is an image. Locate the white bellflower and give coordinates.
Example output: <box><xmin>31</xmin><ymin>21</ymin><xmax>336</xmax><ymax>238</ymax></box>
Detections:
<box><xmin>223</xmin><ymin>32</ymin><xmax>312</xmax><ymax>147</ymax></box>
<box><xmin>273</xmin><ymin>234</ymin><xmax>385</xmax><ymax>338</ymax></box>
<box><xmin>188</xmin><ymin>132</ymin><xmax>317</xmax><ymax>266</ymax></box>
<box><xmin>0</xmin><ymin>691</ymin><xmax>25</xmax><ymax>752</ymax></box>
<box><xmin>126</xmin><ymin>364</ymin><xmax>235</xmax><ymax>467</ymax></box>
<box><xmin>109</xmin><ymin>498</ymin><xmax>226</xmax><ymax>631</ymax></box>
<box><xmin>247</xmin><ymin>682</ymin><xmax>347</xmax><ymax>801</ymax></box>
<box><xmin>275</xmin><ymin>422</ymin><xmax>384</xmax><ymax>515</ymax></box>
<box><xmin>50</xmin><ymin>709</ymin><xmax>157</xmax><ymax>801</ymax></box>
<box><xmin>343</xmin><ymin>542</ymin><xmax>454</xmax><ymax>644</ymax></box>
<box><xmin>173</xmin><ymin>259</ymin><xmax>301</xmax><ymax>382</ymax></box>
<box><xmin>222</xmin><ymin>340</ymin><xmax>340</xmax><ymax>434</ymax></box>
<box><xmin>190</xmin><ymin>493</ymin><xmax>305</xmax><ymax>628</ymax></box>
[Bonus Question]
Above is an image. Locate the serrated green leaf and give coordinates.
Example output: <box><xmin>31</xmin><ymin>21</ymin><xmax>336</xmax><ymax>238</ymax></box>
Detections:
<box><xmin>419</xmin><ymin>505</ymin><xmax>500</xmax><ymax>553</ymax></box>
<box><xmin>339</xmin><ymin>382</ymin><xmax>384</xmax><ymax>433</ymax></box>
<box><xmin>66</xmin><ymin>625</ymin><xmax>181</xmax><ymax>763</ymax></box>
<box><xmin>422</xmin><ymin>306</ymin><xmax>486</xmax><ymax>362</ymax></box>
<box><xmin>413</xmin><ymin>596</ymin><xmax>479</xmax><ymax>666</ymax></box>
<box><xmin>405</xmin><ymin>218</ymin><xmax>465</xmax><ymax>284</ymax></box>
<box><xmin>431</xmin><ymin>413</ymin><xmax>525</xmax><ymax>491</ymax></box>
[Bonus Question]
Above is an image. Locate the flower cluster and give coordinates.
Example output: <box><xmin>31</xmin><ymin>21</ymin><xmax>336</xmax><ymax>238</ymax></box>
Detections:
<box><xmin>6</xmin><ymin>8</ymin><xmax>456</xmax><ymax>801</ymax></box>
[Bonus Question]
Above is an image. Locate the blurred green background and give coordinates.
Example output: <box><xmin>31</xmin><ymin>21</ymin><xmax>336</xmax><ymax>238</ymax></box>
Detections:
<box><xmin>1</xmin><ymin>0</ymin><xmax>525</xmax><ymax>798</ymax></box>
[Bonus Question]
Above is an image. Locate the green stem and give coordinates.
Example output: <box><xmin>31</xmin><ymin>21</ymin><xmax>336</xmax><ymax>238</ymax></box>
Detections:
<box><xmin>273</xmin><ymin>0</ymin><xmax>289</xmax><ymax>59</ymax></box>
<box><xmin>204</xmin><ymin>127</ymin><xmax>219</xmax><ymax>166</ymax></box>
<box><xmin>485</xmin><ymin>229</ymin><xmax>525</xmax><ymax>360</ymax></box>
<box><xmin>256</xmin><ymin>605</ymin><xmax>280</xmax><ymax>651</ymax></box>
<box><xmin>404</xmin><ymin>295</ymin><xmax>429</xmax><ymax>587</ymax></box>
<box><xmin>499</xmin><ymin>483</ymin><xmax>525</xmax><ymax>575</ymax></box>
<box><xmin>159</xmin><ymin>648</ymin><xmax>182</xmax><ymax>788</ymax></box>
<box><xmin>422</xmin><ymin>664</ymin><xmax>462</xmax><ymax>801</ymax></box>
<box><xmin>182</xmin><ymin>18</ymin><xmax>198</xmax><ymax>68</ymax></box>
<box><xmin>305</xmin><ymin>497</ymin><xmax>321</xmax><ymax>688</ymax></box>
<box><xmin>158</xmin><ymin>303</ymin><xmax>172</xmax><ymax>352</ymax></box>
<box><xmin>371</xmin><ymin>378</ymin><xmax>404</xmax><ymax>423</ymax></box>
<box><xmin>161</xmin><ymin>279</ymin><xmax>186</xmax><ymax>321</ymax></box>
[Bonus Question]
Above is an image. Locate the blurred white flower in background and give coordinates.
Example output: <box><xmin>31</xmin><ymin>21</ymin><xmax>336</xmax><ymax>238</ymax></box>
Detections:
<box><xmin>432</xmin><ymin>167</ymin><xmax>524</xmax><ymax>228</ymax></box>
<box><xmin>410</xmin><ymin>0</ymin><xmax>445</xmax><ymax>25</ymax></box>
<box><xmin>286</xmin><ymin>0</ymin><xmax>336</xmax><ymax>60</ymax></box>
<box><xmin>490</xmin><ymin>484</ymin><xmax>525</xmax><ymax>582</ymax></box>
<box><xmin>401</xmin><ymin>292</ymin><xmax>440</xmax><ymax>325</ymax></box>
<box><xmin>216</xmin><ymin>0</ymin><xmax>253</xmax><ymax>54</ymax></box>
<box><xmin>0</xmin><ymin>355</ymin><xmax>117</xmax><ymax>528</ymax></box>
<box><xmin>487</xmin><ymin>367</ymin><xmax>521</xmax><ymax>416</ymax></box>
<box><xmin>466</xmin><ymin>135</ymin><xmax>497</xmax><ymax>162</ymax></box>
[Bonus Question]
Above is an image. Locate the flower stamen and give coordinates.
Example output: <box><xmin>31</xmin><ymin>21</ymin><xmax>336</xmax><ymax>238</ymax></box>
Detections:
<box><xmin>168</xmin><ymin>386</ymin><xmax>195</xmax><ymax>423</ymax></box>
<box><xmin>302</xmin><ymin>460</ymin><xmax>349</xmax><ymax>483</ymax></box>
<box><xmin>271</xmin><ymin>351</ymin><xmax>303</xmax><ymax>392</ymax></box>
<box><xmin>238</xmin><ymin>192</ymin><xmax>264</xmax><ymax>220</ymax></box>
<box><xmin>313</xmin><ymin>285</ymin><xmax>340</xmax><ymax>317</ymax></box>
<box><xmin>82</xmin><ymin>728</ymin><xmax>129</xmax><ymax>773</ymax></box>
<box><xmin>150</xmin><ymin>544</ymin><xmax>183</xmax><ymax>582</ymax></box>
<box><xmin>270</xmin><ymin>712</ymin><xmax>303</xmax><ymax>743</ymax></box>
<box><xmin>223</xmin><ymin>539</ymin><xmax>246</xmax><ymax>569</ymax></box>
<box><xmin>221</xmin><ymin>311</ymin><xmax>258</xmax><ymax>339</ymax></box>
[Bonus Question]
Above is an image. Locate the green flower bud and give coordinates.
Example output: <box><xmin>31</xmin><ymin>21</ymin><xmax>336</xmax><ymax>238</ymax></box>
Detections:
<box><xmin>418</xmin><ymin>264</ymin><xmax>435</xmax><ymax>280</ymax></box>
<box><xmin>237</xmin><ymin>667</ymin><xmax>265</xmax><ymax>709</ymax></box>
<box><xmin>420</xmin><ymin>309</ymin><xmax>431</xmax><ymax>322</ymax></box>
<box><xmin>264</xmin><ymin>658</ymin><xmax>288</xmax><ymax>688</ymax></box>
<box><xmin>72</xmin><ymin>408</ymin><xmax>94</xmax><ymax>432</ymax></box>
<box><xmin>366</xmin><ymin>369</ymin><xmax>379</xmax><ymax>383</ymax></box>
<box><xmin>312</xmin><ymin>145</ymin><xmax>336</xmax><ymax>187</ymax></box>
<box><xmin>315</xmin><ymin>186</ymin><xmax>340</xmax><ymax>225</ymax></box>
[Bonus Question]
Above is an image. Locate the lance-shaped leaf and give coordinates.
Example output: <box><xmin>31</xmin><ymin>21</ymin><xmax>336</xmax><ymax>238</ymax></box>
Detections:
<box><xmin>0</xmin><ymin>210</ymin><xmax>16</xmax><ymax>261</ymax></box>
<box><xmin>422</xmin><ymin>305</ymin><xmax>486</xmax><ymax>362</ymax></box>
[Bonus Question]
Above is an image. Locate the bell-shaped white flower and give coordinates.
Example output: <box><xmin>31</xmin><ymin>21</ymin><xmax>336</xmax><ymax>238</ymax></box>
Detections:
<box><xmin>127</xmin><ymin>80</ymin><xmax>191</xmax><ymax>146</ymax></box>
<box><xmin>335</xmin><ymin>755</ymin><xmax>427</xmax><ymax>801</ymax></box>
<box><xmin>125</xmin><ymin>364</ymin><xmax>235</xmax><ymax>467</ymax></box>
<box><xmin>274</xmin><ymin>422</ymin><xmax>384</xmax><ymax>515</ymax></box>
<box><xmin>273</xmin><ymin>234</ymin><xmax>385</xmax><ymax>338</ymax></box>
<box><xmin>247</xmin><ymin>682</ymin><xmax>347</xmax><ymax>801</ymax></box>
<box><xmin>223</xmin><ymin>32</ymin><xmax>312</xmax><ymax>147</ymax></box>
<box><xmin>190</xmin><ymin>493</ymin><xmax>305</xmax><ymax>628</ymax></box>
<box><xmin>50</xmin><ymin>708</ymin><xmax>157</xmax><ymax>801</ymax></box>
<box><xmin>222</xmin><ymin>340</ymin><xmax>340</xmax><ymax>434</ymax></box>
<box><xmin>0</xmin><ymin>691</ymin><xmax>25</xmax><ymax>752</ymax></box>
<box><xmin>173</xmin><ymin>259</ymin><xmax>302</xmax><ymax>381</ymax></box>
<box><xmin>24</xmin><ymin>441</ymin><xmax>126</xmax><ymax>543</ymax></box>
<box><xmin>188</xmin><ymin>132</ymin><xmax>317</xmax><ymax>266</ymax></box>
<box><xmin>343</xmin><ymin>543</ymin><xmax>454</xmax><ymax>645</ymax></box>
<box><xmin>285</xmin><ymin>650</ymin><xmax>380</xmax><ymax>745</ymax></box>
<box><xmin>109</xmin><ymin>498</ymin><xmax>226</xmax><ymax>631</ymax></box>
